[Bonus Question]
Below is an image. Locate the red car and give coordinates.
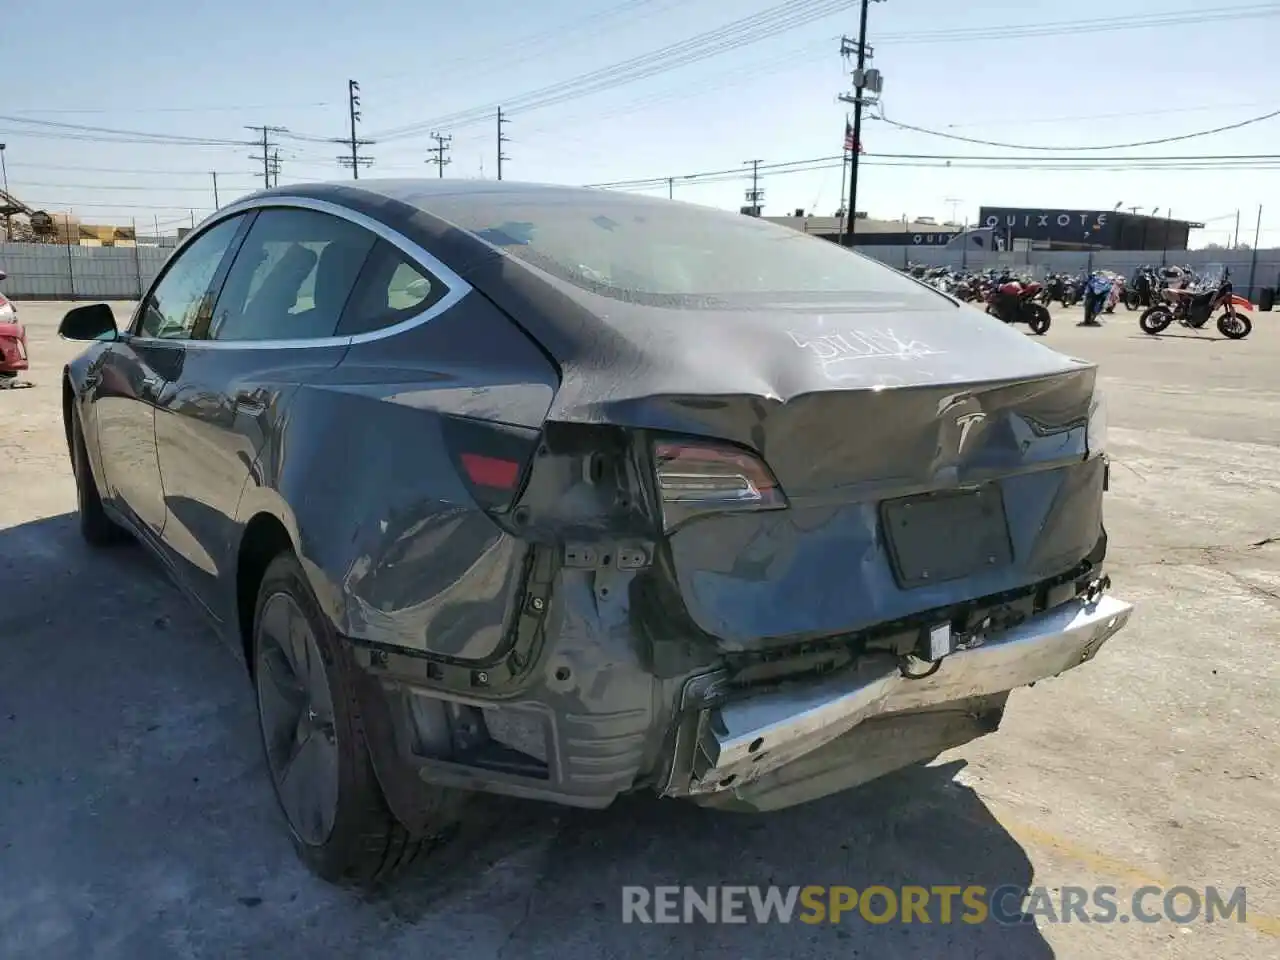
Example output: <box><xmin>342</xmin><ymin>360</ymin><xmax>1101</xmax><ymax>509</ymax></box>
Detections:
<box><xmin>0</xmin><ymin>272</ymin><xmax>28</xmax><ymax>380</ymax></box>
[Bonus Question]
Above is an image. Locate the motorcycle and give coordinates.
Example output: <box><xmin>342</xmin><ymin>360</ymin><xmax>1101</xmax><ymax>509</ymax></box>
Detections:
<box><xmin>1081</xmin><ymin>272</ymin><xmax>1114</xmax><ymax>325</ymax></box>
<box><xmin>1102</xmin><ymin>272</ymin><xmax>1125</xmax><ymax>314</ymax></box>
<box><xmin>986</xmin><ymin>277</ymin><xmax>1051</xmax><ymax>335</ymax></box>
<box><xmin>1125</xmin><ymin>267</ymin><xmax>1156</xmax><ymax>310</ymax></box>
<box><xmin>1138</xmin><ymin>268</ymin><xmax>1252</xmax><ymax>339</ymax></box>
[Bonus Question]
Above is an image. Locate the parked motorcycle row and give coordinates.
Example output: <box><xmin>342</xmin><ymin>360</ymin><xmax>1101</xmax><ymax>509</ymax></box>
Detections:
<box><xmin>903</xmin><ymin>262</ymin><xmax>1254</xmax><ymax>340</ymax></box>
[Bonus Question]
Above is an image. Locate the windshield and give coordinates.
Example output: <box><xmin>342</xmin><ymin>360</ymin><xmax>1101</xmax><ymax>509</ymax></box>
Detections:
<box><xmin>430</xmin><ymin>191</ymin><xmax>947</xmax><ymax>309</ymax></box>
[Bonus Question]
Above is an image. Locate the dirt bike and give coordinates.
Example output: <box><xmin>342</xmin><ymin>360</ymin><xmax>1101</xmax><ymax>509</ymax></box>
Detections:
<box><xmin>986</xmin><ymin>279</ymin><xmax>1051</xmax><ymax>335</ymax></box>
<box><xmin>1138</xmin><ymin>270</ymin><xmax>1253</xmax><ymax>339</ymax></box>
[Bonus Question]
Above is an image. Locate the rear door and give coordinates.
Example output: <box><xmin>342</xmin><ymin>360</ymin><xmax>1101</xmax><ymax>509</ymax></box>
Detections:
<box><xmin>94</xmin><ymin>214</ymin><xmax>247</xmax><ymax>539</ymax></box>
<box><xmin>153</xmin><ymin>205</ymin><xmax>376</xmax><ymax>619</ymax></box>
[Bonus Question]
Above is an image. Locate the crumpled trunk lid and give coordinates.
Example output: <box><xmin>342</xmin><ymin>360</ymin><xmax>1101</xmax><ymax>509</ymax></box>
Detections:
<box><xmin>654</xmin><ymin>366</ymin><xmax>1102</xmax><ymax>650</ymax></box>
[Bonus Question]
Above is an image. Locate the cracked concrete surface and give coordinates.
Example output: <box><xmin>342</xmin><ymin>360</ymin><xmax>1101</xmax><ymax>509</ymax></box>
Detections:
<box><xmin>1</xmin><ymin>302</ymin><xmax>1278</xmax><ymax>959</ymax></box>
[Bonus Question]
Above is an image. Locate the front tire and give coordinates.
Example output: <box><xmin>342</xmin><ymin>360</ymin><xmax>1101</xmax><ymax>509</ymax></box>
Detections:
<box><xmin>69</xmin><ymin>406</ymin><xmax>126</xmax><ymax>546</ymax></box>
<box><xmin>1217</xmin><ymin>312</ymin><xmax>1252</xmax><ymax>339</ymax></box>
<box><xmin>1139</xmin><ymin>306</ymin><xmax>1173</xmax><ymax>334</ymax></box>
<box><xmin>1124</xmin><ymin>290</ymin><xmax>1141</xmax><ymax>310</ymax></box>
<box><xmin>252</xmin><ymin>551</ymin><xmax>459</xmax><ymax>886</ymax></box>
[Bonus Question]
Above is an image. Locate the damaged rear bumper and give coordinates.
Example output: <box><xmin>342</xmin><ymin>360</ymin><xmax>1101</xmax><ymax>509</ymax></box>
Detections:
<box><xmin>664</xmin><ymin>593</ymin><xmax>1133</xmax><ymax>805</ymax></box>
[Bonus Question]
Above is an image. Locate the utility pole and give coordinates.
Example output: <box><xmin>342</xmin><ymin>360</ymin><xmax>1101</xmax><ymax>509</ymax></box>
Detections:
<box><xmin>1234</xmin><ymin>209</ymin><xmax>1241</xmax><ymax>248</ymax></box>
<box><xmin>427</xmin><ymin>132</ymin><xmax>453</xmax><ymax>178</ymax></box>
<box><xmin>246</xmin><ymin>125</ymin><xmax>288</xmax><ymax>189</ymax></box>
<box><xmin>211</xmin><ymin>171</ymin><xmax>220</xmax><ymax>209</ymax></box>
<box><xmin>270</xmin><ymin>150</ymin><xmax>281</xmax><ymax>188</ymax></box>
<box><xmin>667</xmin><ymin>177</ymin><xmax>673</xmax><ymax>200</ymax></box>
<box><xmin>743</xmin><ymin>160</ymin><xmax>764</xmax><ymax>216</ymax></box>
<box><xmin>0</xmin><ymin>143</ymin><xmax>9</xmax><ymax>241</ymax></box>
<box><xmin>838</xmin><ymin>0</ymin><xmax>886</xmax><ymax>248</ymax></box>
<box><xmin>497</xmin><ymin>107</ymin><xmax>511</xmax><ymax>181</ymax></box>
<box><xmin>336</xmin><ymin>80</ymin><xmax>375</xmax><ymax>179</ymax></box>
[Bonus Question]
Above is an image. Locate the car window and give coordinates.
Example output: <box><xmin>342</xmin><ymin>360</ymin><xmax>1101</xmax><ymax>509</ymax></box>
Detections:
<box><xmin>210</xmin><ymin>208</ymin><xmax>376</xmax><ymax>342</ymax></box>
<box><xmin>337</xmin><ymin>239</ymin><xmax>448</xmax><ymax>336</ymax></box>
<box><xmin>137</xmin><ymin>216</ymin><xmax>244</xmax><ymax>339</ymax></box>
<box><xmin>425</xmin><ymin>190</ymin><xmax>949</xmax><ymax>309</ymax></box>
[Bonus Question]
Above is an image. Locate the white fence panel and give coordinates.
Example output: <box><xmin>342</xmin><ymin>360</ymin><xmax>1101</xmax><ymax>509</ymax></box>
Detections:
<box><xmin>3</xmin><ymin>239</ymin><xmax>1279</xmax><ymax>304</ymax></box>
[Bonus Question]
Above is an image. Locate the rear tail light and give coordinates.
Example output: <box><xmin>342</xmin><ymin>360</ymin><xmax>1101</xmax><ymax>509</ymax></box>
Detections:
<box><xmin>653</xmin><ymin>437</ymin><xmax>787</xmax><ymax>531</ymax></box>
<box><xmin>442</xmin><ymin>415</ymin><xmax>540</xmax><ymax>512</ymax></box>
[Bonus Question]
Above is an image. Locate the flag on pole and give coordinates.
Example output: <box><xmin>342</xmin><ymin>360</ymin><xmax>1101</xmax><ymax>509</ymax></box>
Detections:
<box><xmin>844</xmin><ymin>121</ymin><xmax>863</xmax><ymax>154</ymax></box>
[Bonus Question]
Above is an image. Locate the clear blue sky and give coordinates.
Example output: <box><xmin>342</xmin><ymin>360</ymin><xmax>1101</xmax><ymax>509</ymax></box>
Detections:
<box><xmin>4</xmin><ymin>0</ymin><xmax>1279</xmax><ymax>245</ymax></box>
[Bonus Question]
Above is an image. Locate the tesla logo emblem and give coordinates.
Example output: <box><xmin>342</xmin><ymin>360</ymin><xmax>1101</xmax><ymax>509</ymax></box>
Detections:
<box><xmin>954</xmin><ymin>412</ymin><xmax>986</xmax><ymax>450</ymax></box>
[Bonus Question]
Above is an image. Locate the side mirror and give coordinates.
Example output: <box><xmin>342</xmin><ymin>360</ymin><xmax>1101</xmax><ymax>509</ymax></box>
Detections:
<box><xmin>0</xmin><ymin>269</ymin><xmax>7</xmax><ymax>282</ymax></box>
<box><xmin>59</xmin><ymin>303</ymin><xmax>118</xmax><ymax>341</ymax></box>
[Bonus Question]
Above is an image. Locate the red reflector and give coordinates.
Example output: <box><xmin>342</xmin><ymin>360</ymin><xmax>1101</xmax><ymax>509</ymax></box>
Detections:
<box><xmin>460</xmin><ymin>452</ymin><xmax>520</xmax><ymax>490</ymax></box>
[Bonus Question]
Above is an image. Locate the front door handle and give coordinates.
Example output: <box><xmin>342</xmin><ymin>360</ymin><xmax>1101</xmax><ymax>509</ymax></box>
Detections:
<box><xmin>140</xmin><ymin>375</ymin><xmax>163</xmax><ymax>401</ymax></box>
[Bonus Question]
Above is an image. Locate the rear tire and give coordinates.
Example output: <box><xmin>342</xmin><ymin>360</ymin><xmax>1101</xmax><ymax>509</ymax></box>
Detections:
<box><xmin>1139</xmin><ymin>307</ymin><xmax>1173</xmax><ymax>335</ymax></box>
<box><xmin>69</xmin><ymin>406</ymin><xmax>126</xmax><ymax>546</ymax></box>
<box><xmin>1217</xmin><ymin>312</ymin><xmax>1252</xmax><ymax>340</ymax></box>
<box><xmin>1026</xmin><ymin>305</ymin><xmax>1051</xmax><ymax>335</ymax></box>
<box><xmin>251</xmin><ymin>551</ymin><xmax>460</xmax><ymax>887</ymax></box>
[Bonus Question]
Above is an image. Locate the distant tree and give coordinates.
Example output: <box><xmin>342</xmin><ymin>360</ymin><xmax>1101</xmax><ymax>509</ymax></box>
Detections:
<box><xmin>1204</xmin><ymin>242</ymin><xmax>1225</xmax><ymax>250</ymax></box>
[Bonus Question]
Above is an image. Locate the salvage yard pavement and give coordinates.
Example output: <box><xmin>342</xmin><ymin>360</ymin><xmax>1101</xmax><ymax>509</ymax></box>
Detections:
<box><xmin>1</xmin><ymin>301</ymin><xmax>1277</xmax><ymax>959</ymax></box>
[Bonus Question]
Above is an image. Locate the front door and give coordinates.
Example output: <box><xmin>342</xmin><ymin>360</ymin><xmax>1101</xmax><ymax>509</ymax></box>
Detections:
<box><xmin>153</xmin><ymin>206</ymin><xmax>377</xmax><ymax>619</ymax></box>
<box><xmin>95</xmin><ymin>215</ymin><xmax>247</xmax><ymax>539</ymax></box>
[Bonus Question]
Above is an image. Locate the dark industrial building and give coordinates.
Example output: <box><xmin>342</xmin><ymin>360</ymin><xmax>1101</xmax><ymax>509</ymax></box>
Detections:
<box><xmin>978</xmin><ymin>207</ymin><xmax>1202</xmax><ymax>251</ymax></box>
<box><xmin>763</xmin><ymin>206</ymin><xmax>1201</xmax><ymax>252</ymax></box>
<box><xmin>762</xmin><ymin>213</ymin><xmax>967</xmax><ymax>247</ymax></box>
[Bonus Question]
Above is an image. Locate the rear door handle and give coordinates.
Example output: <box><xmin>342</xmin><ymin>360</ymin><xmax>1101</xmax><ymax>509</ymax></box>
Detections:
<box><xmin>234</xmin><ymin>391</ymin><xmax>267</xmax><ymax>414</ymax></box>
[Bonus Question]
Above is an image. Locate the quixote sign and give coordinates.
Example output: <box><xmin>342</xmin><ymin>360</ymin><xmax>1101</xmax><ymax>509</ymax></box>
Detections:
<box><xmin>978</xmin><ymin>207</ymin><xmax>1115</xmax><ymax>245</ymax></box>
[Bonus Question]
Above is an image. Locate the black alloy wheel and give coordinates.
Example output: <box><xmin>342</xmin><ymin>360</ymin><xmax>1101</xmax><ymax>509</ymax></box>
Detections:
<box><xmin>250</xmin><ymin>552</ymin><xmax>459</xmax><ymax>885</ymax></box>
<box><xmin>69</xmin><ymin>406</ymin><xmax>125</xmax><ymax>546</ymax></box>
<box><xmin>255</xmin><ymin>590</ymin><xmax>341</xmax><ymax>848</ymax></box>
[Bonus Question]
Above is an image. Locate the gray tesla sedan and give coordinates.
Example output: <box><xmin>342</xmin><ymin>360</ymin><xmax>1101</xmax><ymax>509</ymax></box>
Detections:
<box><xmin>58</xmin><ymin>180</ymin><xmax>1132</xmax><ymax>885</ymax></box>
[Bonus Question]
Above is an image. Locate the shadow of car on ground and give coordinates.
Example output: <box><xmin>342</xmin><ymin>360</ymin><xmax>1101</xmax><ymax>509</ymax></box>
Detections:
<box><xmin>0</xmin><ymin>512</ymin><xmax>1053</xmax><ymax>959</ymax></box>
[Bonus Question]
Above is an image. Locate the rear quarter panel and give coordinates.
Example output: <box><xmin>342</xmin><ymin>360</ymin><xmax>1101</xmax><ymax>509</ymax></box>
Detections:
<box><xmin>235</xmin><ymin>290</ymin><xmax>560</xmax><ymax>662</ymax></box>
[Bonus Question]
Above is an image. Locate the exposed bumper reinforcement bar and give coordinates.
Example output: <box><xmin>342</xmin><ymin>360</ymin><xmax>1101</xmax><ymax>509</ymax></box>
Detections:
<box><xmin>676</xmin><ymin>594</ymin><xmax>1133</xmax><ymax>796</ymax></box>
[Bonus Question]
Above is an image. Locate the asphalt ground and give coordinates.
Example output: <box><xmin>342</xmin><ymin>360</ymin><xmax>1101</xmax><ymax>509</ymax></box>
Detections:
<box><xmin>1</xmin><ymin>300</ymin><xmax>1277</xmax><ymax>959</ymax></box>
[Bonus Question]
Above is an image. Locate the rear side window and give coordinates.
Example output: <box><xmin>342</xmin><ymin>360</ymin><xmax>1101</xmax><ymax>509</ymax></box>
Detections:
<box><xmin>210</xmin><ymin>208</ymin><xmax>375</xmax><ymax>342</ymax></box>
<box><xmin>428</xmin><ymin>191</ymin><xmax>945</xmax><ymax>309</ymax></box>
<box><xmin>337</xmin><ymin>239</ymin><xmax>447</xmax><ymax>336</ymax></box>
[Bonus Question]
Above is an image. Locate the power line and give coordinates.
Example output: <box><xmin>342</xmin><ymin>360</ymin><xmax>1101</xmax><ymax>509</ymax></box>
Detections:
<box><xmin>426</xmin><ymin>132</ymin><xmax>452</xmax><ymax>177</ymax></box>
<box><xmin>365</xmin><ymin>0</ymin><xmax>676</xmax><ymax>94</ymax></box>
<box><xmin>4</xmin><ymin>160</ymin><xmax>264</xmax><ymax>177</ymax></box>
<box><xmin>369</xmin><ymin>0</ymin><xmax>860</xmax><ymax>141</ymax></box>
<box><xmin>587</xmin><ymin>151</ymin><xmax>1280</xmax><ymax>190</ymax></box>
<box><xmin>368</xmin><ymin>3</ymin><xmax>1278</xmax><ymax>145</ymax></box>
<box><xmin>872</xmin><ymin>4</ymin><xmax>1280</xmax><ymax>44</ymax></box>
<box><xmin>873</xmin><ymin>105</ymin><xmax>1280</xmax><ymax>151</ymax></box>
<box><xmin>0</xmin><ymin>113</ymin><xmax>251</xmax><ymax>146</ymax></box>
<box><xmin>10</xmin><ymin>180</ymin><xmax>259</xmax><ymax>192</ymax></box>
<box><xmin>6</xmin><ymin>100</ymin><xmax>334</xmax><ymax>116</ymax></box>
